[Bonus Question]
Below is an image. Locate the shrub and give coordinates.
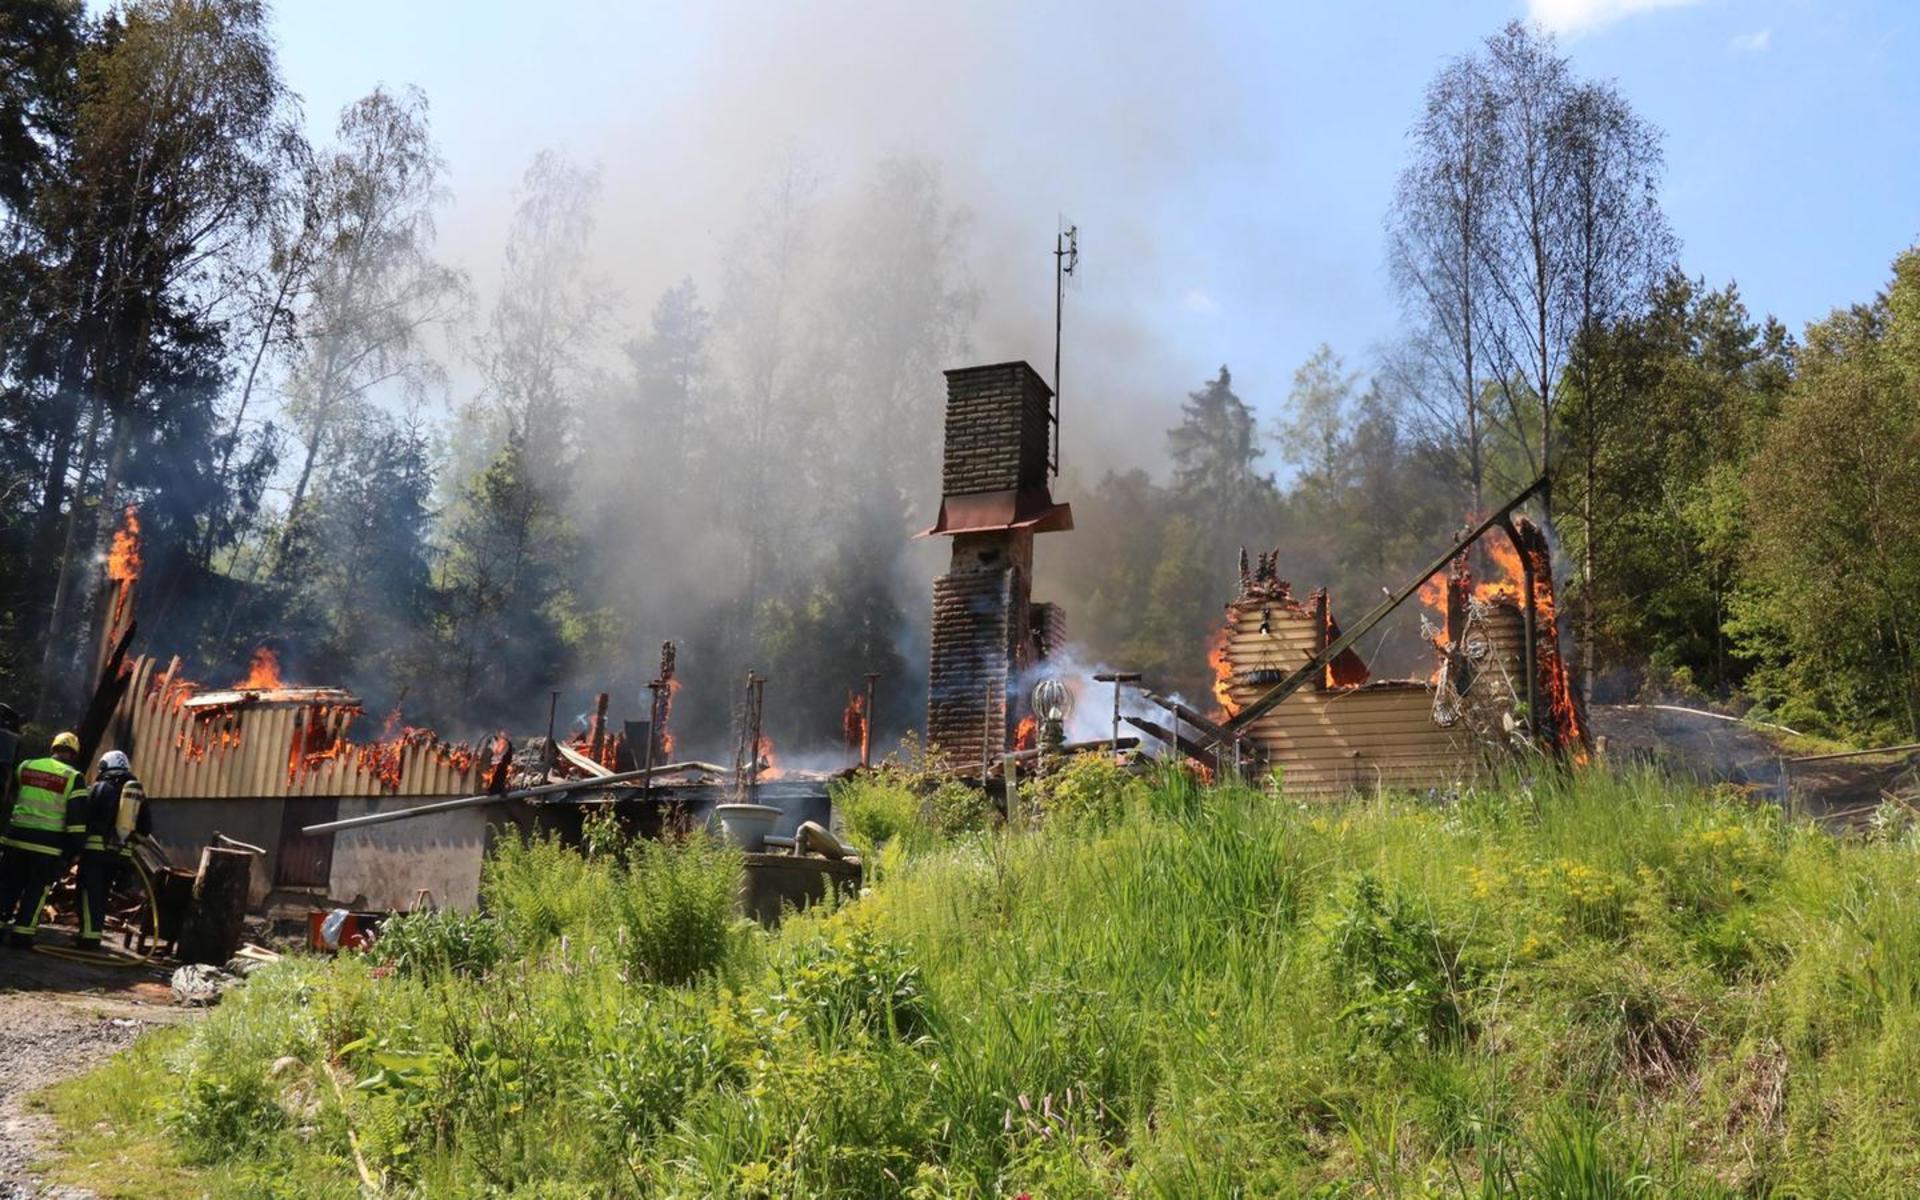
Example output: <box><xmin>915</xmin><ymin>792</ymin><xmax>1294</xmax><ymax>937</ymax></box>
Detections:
<box><xmin>481</xmin><ymin>830</ymin><xmax>608</xmax><ymax>951</ymax></box>
<box><xmin>1322</xmin><ymin>872</ymin><xmax>1475</xmax><ymax>1052</ymax></box>
<box><xmin>369</xmin><ymin>908</ymin><xmax>506</xmax><ymax>978</ymax></box>
<box><xmin>927</xmin><ymin>777</ymin><xmax>991</xmax><ymax>836</ymax></box>
<box><xmin>833</xmin><ymin>771</ymin><xmax>932</xmax><ymax>853</ymax></box>
<box><xmin>1030</xmin><ymin>750</ymin><xmax>1136</xmax><ymax>830</ymax></box>
<box><xmin>166</xmin><ymin>1062</ymin><xmax>285</xmax><ymax>1164</ymax></box>
<box><xmin>772</xmin><ymin>915</ymin><xmax>928</xmax><ymax>1041</ymax></box>
<box><xmin>591</xmin><ymin>999</ymin><xmax>738</xmax><ymax>1160</ymax></box>
<box><xmin>612</xmin><ymin>834</ymin><xmax>742</xmax><ymax>986</ymax></box>
<box><xmin>1522</xmin><ymin>1112</ymin><xmax>1654</xmax><ymax>1199</ymax></box>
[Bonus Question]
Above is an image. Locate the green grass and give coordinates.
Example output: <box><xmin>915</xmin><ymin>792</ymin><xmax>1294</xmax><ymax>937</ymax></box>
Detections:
<box><xmin>37</xmin><ymin>762</ymin><xmax>1920</xmax><ymax>1196</ymax></box>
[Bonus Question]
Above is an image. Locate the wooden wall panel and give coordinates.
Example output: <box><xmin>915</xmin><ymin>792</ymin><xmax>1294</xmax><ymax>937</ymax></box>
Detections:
<box><xmin>1222</xmin><ymin>602</ymin><xmax>1469</xmax><ymax>800</ymax></box>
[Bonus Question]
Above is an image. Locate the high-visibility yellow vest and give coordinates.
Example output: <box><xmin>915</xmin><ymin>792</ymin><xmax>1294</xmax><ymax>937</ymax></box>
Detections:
<box><xmin>4</xmin><ymin>757</ymin><xmax>84</xmax><ymax>855</ymax></box>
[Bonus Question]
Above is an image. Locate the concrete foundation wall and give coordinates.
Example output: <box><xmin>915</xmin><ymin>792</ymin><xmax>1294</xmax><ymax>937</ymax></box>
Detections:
<box><xmin>327</xmin><ymin>796</ymin><xmax>501</xmax><ymax>912</ymax></box>
<box><xmin>147</xmin><ymin>795</ymin><xmax>497</xmax><ymax>913</ymax></box>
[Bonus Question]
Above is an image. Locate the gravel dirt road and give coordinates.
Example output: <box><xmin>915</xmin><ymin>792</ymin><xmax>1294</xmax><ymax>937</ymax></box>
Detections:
<box><xmin>0</xmin><ymin>944</ymin><xmax>195</xmax><ymax>1200</ymax></box>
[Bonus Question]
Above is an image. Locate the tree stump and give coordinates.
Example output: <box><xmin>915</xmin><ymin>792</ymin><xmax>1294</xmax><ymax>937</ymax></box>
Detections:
<box><xmin>177</xmin><ymin>846</ymin><xmax>252</xmax><ymax>965</ymax></box>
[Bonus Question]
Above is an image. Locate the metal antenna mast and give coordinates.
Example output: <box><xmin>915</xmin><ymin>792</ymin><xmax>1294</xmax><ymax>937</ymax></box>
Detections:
<box><xmin>1051</xmin><ymin>222</ymin><xmax>1078</xmax><ymax>477</ymax></box>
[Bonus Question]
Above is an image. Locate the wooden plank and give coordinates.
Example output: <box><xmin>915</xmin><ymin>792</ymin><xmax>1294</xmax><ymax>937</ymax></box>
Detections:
<box><xmin>554</xmin><ymin>741</ymin><xmax>613</xmax><ymax>778</ymax></box>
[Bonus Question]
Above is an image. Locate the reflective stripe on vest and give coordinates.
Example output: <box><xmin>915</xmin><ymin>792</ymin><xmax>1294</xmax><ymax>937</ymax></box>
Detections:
<box><xmin>10</xmin><ymin>759</ymin><xmax>79</xmax><ymax>834</ymax></box>
<box><xmin>0</xmin><ymin>832</ymin><xmax>63</xmax><ymax>855</ymax></box>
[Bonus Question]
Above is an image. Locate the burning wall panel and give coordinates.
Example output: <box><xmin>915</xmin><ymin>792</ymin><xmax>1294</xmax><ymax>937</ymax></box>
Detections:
<box><xmin>1214</xmin><ymin>519</ymin><xmax>1587</xmax><ymax>798</ymax></box>
<box><xmin>106</xmin><ymin>656</ymin><xmax>491</xmax><ymax>801</ymax></box>
<box><xmin>1216</xmin><ymin>592</ymin><xmax>1470</xmax><ymax>798</ymax></box>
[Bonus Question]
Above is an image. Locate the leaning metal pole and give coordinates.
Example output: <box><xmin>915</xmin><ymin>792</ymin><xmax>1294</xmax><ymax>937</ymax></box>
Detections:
<box><xmin>1224</xmin><ymin>474</ymin><xmax>1549</xmax><ymax>734</ymax></box>
<box><xmin>301</xmin><ymin>763</ymin><xmax>710</xmax><ymax>835</ymax></box>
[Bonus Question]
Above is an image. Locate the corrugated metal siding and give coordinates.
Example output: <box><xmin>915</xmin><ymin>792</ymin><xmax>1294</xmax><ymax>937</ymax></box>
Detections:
<box><xmin>104</xmin><ymin>656</ymin><xmax>488</xmax><ymax>800</ymax></box>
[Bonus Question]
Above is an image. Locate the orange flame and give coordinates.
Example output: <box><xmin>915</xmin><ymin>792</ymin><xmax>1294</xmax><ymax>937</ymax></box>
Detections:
<box><xmin>754</xmin><ymin>734</ymin><xmax>783</xmax><ymax>780</ymax></box>
<box><xmin>146</xmin><ymin>657</ymin><xmax>490</xmax><ymax>789</ymax></box>
<box><xmin>1207</xmin><ymin>618</ymin><xmax>1240</xmax><ymax>720</ymax></box>
<box><xmin>235</xmin><ymin>647</ymin><xmax>286</xmax><ymax>690</ymax></box>
<box><xmin>1417</xmin><ymin>524</ymin><xmax>1588</xmax><ymax>764</ymax></box>
<box><xmin>106</xmin><ymin>505</ymin><xmax>142</xmax><ymax>626</ymax></box>
<box><xmin>566</xmin><ymin>724</ymin><xmax>624</xmax><ymax>770</ymax></box>
<box><xmin>288</xmin><ymin>702</ymin><xmax>358</xmax><ymax>781</ymax></box>
<box><xmin>1013</xmin><ymin>713</ymin><xmax>1037</xmax><ymax>751</ymax></box>
<box><xmin>843</xmin><ymin>692</ymin><xmax>867</xmax><ymax>758</ymax></box>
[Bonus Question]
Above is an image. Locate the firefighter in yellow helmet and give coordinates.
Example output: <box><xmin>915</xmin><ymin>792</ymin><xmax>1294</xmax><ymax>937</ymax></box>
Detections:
<box><xmin>76</xmin><ymin>749</ymin><xmax>151</xmax><ymax>951</ymax></box>
<box><xmin>0</xmin><ymin>732</ymin><xmax>87</xmax><ymax>948</ymax></box>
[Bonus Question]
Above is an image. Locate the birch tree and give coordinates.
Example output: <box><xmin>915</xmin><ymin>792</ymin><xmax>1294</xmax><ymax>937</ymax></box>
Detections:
<box><xmin>272</xmin><ymin>86</ymin><xmax>465</xmax><ymax>568</ymax></box>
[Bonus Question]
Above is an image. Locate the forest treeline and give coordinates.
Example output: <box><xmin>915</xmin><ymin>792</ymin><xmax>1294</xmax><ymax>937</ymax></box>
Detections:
<box><xmin>1</xmin><ymin>3</ymin><xmax>1915</xmax><ymax>750</ymax></box>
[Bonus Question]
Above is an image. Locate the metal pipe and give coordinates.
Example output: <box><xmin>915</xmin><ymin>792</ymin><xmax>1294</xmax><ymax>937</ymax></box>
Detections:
<box><xmin>981</xmin><ymin>680</ymin><xmax>992</xmax><ymax>790</ymax></box>
<box><xmin>1140</xmin><ymin>689</ymin><xmax>1234</xmax><ymax>745</ymax></box>
<box><xmin>1788</xmin><ymin>741</ymin><xmax>1920</xmax><ymax>764</ymax></box>
<box><xmin>1225</xmin><ymin>474</ymin><xmax>1548</xmax><ymax>733</ymax></box>
<box><xmin>300</xmin><ymin>762</ymin><xmax>715</xmax><ymax>835</ymax></box>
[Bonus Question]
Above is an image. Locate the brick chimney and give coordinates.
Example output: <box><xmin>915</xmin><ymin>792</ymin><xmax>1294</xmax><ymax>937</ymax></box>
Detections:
<box><xmin>924</xmin><ymin>362</ymin><xmax>1071</xmax><ymax>768</ymax></box>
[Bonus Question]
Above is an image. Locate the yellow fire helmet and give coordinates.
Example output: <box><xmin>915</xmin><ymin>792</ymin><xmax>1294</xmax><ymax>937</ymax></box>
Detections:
<box><xmin>50</xmin><ymin>731</ymin><xmax>80</xmax><ymax>754</ymax></box>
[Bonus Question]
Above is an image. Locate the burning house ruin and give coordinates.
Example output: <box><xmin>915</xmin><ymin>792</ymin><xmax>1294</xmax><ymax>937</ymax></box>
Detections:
<box><xmin>1207</xmin><ymin>514</ymin><xmax>1587</xmax><ymax>797</ymax></box>
<box><xmin>80</xmin><ymin>497</ymin><xmax>848</xmax><ymax>922</ymax></box>
<box><xmin>913</xmin><ymin>360</ymin><xmax>1584</xmax><ymax>797</ymax></box>
<box><xmin>100</xmin><ymin>651</ymin><xmax>512</xmax><ymax>911</ymax></box>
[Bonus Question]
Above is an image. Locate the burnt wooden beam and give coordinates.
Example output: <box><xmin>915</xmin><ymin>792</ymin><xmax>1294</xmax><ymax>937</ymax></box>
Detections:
<box><xmin>1139</xmin><ymin>689</ymin><xmax>1234</xmax><ymax>744</ymax></box>
<box><xmin>1122</xmin><ymin>715</ymin><xmax>1220</xmax><ymax>774</ymax></box>
<box><xmin>1224</xmin><ymin>474</ymin><xmax>1548</xmax><ymax>734</ymax></box>
<box><xmin>76</xmin><ymin>618</ymin><xmax>137</xmax><ymax>764</ymax></box>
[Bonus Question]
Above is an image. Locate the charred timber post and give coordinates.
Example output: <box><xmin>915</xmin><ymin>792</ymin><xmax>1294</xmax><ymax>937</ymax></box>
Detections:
<box><xmin>744</xmin><ymin>673</ymin><xmax>766</xmax><ymax>805</ymax></box>
<box><xmin>643</xmin><ymin>682</ymin><xmax>660</xmax><ymax>802</ymax></box>
<box><xmin>541</xmin><ymin>691</ymin><xmax>559</xmax><ymax>785</ymax></box>
<box><xmin>588</xmin><ymin>692</ymin><xmax>609</xmax><ymax>764</ymax></box>
<box><xmin>861</xmin><ymin>672</ymin><xmax>878</xmax><ymax>769</ymax></box>
<box><xmin>1498</xmin><ymin>514</ymin><xmax>1540</xmax><ymax>745</ymax></box>
<box><xmin>1224</xmin><ymin>475</ymin><xmax>1549</xmax><ymax>734</ymax></box>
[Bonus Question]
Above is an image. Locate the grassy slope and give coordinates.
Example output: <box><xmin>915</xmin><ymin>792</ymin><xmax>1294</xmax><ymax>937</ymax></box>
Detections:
<box><xmin>36</xmin><ymin>760</ymin><xmax>1920</xmax><ymax>1197</ymax></box>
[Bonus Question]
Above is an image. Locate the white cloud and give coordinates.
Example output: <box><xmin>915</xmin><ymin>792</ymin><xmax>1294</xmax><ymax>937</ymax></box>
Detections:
<box><xmin>1525</xmin><ymin>0</ymin><xmax>1701</xmax><ymax>36</ymax></box>
<box><xmin>1182</xmin><ymin>288</ymin><xmax>1219</xmax><ymax>315</ymax></box>
<box><xmin>1730</xmin><ymin>28</ymin><xmax>1772</xmax><ymax>52</ymax></box>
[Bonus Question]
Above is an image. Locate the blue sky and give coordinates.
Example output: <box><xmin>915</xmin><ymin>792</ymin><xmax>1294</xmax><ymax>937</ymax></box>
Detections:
<box><xmin>266</xmin><ymin>0</ymin><xmax>1918</xmax><ymax>473</ymax></box>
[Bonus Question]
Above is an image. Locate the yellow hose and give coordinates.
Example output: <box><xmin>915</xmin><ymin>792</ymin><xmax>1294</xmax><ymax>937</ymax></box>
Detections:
<box><xmin>30</xmin><ymin>854</ymin><xmax>163</xmax><ymax>968</ymax></box>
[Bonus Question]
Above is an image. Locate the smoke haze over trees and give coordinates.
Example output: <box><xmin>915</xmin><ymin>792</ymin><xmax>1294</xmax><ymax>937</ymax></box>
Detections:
<box><xmin>2</xmin><ymin>2</ymin><xmax>1918</xmax><ymax>753</ymax></box>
